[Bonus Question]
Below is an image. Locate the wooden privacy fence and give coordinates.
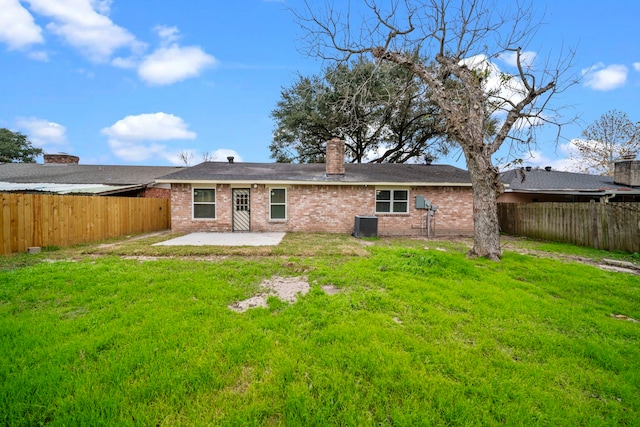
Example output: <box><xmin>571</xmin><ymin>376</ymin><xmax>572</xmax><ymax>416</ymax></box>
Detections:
<box><xmin>498</xmin><ymin>202</ymin><xmax>640</xmax><ymax>253</ymax></box>
<box><xmin>1</xmin><ymin>193</ymin><xmax>170</xmax><ymax>255</ymax></box>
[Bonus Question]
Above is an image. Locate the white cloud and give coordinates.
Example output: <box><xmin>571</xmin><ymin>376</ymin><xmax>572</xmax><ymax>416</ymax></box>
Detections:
<box><xmin>1</xmin><ymin>3</ymin><xmax>216</xmax><ymax>85</ymax></box>
<box><xmin>137</xmin><ymin>26</ymin><xmax>216</xmax><ymax>85</ymax></box>
<box><xmin>102</xmin><ymin>112</ymin><xmax>198</xmax><ymax>162</ymax></box>
<box><xmin>25</xmin><ymin>0</ymin><xmax>144</xmax><ymax>63</ymax></box>
<box><xmin>0</xmin><ymin>0</ymin><xmax>44</xmax><ymax>50</ymax></box>
<box><xmin>582</xmin><ymin>63</ymin><xmax>628</xmax><ymax>91</ymax></box>
<box><xmin>155</xmin><ymin>25</ymin><xmax>180</xmax><ymax>45</ymax></box>
<box><xmin>499</xmin><ymin>50</ymin><xmax>537</xmax><ymax>69</ymax></box>
<box><xmin>15</xmin><ymin>117</ymin><xmax>68</xmax><ymax>150</ymax></box>
<box><xmin>461</xmin><ymin>54</ymin><xmax>528</xmax><ymax>114</ymax></box>
<box><xmin>634</xmin><ymin>62</ymin><xmax>640</xmax><ymax>72</ymax></box>
<box><xmin>138</xmin><ymin>45</ymin><xmax>216</xmax><ymax>85</ymax></box>
<box><xmin>102</xmin><ymin>112</ymin><xmax>197</xmax><ymax>141</ymax></box>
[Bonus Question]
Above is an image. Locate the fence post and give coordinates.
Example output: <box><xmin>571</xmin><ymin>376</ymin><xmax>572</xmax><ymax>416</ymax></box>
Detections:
<box><xmin>600</xmin><ymin>201</ymin><xmax>609</xmax><ymax>250</ymax></box>
<box><xmin>590</xmin><ymin>200</ymin><xmax>599</xmax><ymax>249</ymax></box>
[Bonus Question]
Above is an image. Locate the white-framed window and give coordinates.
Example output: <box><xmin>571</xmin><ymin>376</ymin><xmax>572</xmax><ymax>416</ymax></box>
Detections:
<box><xmin>193</xmin><ymin>188</ymin><xmax>216</xmax><ymax>219</ymax></box>
<box><xmin>269</xmin><ymin>188</ymin><xmax>287</xmax><ymax>220</ymax></box>
<box><xmin>376</xmin><ymin>189</ymin><xmax>409</xmax><ymax>213</ymax></box>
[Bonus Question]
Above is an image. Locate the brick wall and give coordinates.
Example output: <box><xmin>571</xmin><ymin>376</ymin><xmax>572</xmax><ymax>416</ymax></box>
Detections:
<box><xmin>141</xmin><ymin>187</ymin><xmax>171</xmax><ymax>199</ymax></box>
<box><xmin>325</xmin><ymin>138</ymin><xmax>345</xmax><ymax>175</ymax></box>
<box><xmin>170</xmin><ymin>183</ymin><xmax>474</xmax><ymax>236</ymax></box>
<box><xmin>44</xmin><ymin>154</ymin><xmax>80</xmax><ymax>164</ymax></box>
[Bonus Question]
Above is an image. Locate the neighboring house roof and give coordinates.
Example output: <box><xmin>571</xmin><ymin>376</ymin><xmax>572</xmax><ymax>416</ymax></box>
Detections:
<box><xmin>0</xmin><ymin>163</ymin><xmax>183</xmax><ymax>185</ymax></box>
<box><xmin>500</xmin><ymin>168</ymin><xmax>640</xmax><ymax>195</ymax></box>
<box><xmin>0</xmin><ymin>163</ymin><xmax>183</xmax><ymax>195</ymax></box>
<box><xmin>156</xmin><ymin>162</ymin><xmax>472</xmax><ymax>186</ymax></box>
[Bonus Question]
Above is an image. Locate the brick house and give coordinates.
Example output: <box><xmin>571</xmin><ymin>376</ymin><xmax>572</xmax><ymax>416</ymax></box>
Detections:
<box><xmin>156</xmin><ymin>139</ymin><xmax>475</xmax><ymax>236</ymax></box>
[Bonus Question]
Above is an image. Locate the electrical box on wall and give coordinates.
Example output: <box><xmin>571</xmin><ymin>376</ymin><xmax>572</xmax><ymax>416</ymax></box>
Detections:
<box><xmin>415</xmin><ymin>196</ymin><xmax>432</xmax><ymax>210</ymax></box>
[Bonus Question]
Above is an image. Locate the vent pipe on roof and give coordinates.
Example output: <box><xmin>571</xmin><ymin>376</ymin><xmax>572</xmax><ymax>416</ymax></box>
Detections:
<box><xmin>545</xmin><ymin>166</ymin><xmax>552</xmax><ymax>171</ymax></box>
<box><xmin>227</xmin><ymin>156</ymin><xmax>234</xmax><ymax>164</ymax></box>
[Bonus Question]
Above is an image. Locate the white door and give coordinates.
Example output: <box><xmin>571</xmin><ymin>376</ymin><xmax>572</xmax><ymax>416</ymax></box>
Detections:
<box><xmin>232</xmin><ymin>189</ymin><xmax>250</xmax><ymax>231</ymax></box>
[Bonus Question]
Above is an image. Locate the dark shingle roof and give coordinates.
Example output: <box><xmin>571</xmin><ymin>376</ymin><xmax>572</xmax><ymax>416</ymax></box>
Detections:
<box><xmin>0</xmin><ymin>163</ymin><xmax>184</xmax><ymax>185</ymax></box>
<box><xmin>501</xmin><ymin>168</ymin><xmax>631</xmax><ymax>191</ymax></box>
<box><xmin>156</xmin><ymin>162</ymin><xmax>472</xmax><ymax>185</ymax></box>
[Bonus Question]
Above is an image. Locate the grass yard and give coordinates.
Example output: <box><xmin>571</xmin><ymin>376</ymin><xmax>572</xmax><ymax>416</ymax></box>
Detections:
<box><xmin>1</xmin><ymin>233</ymin><xmax>639</xmax><ymax>426</ymax></box>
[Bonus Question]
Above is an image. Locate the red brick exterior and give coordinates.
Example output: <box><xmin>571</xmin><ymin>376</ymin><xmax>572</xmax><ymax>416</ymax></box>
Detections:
<box><xmin>44</xmin><ymin>154</ymin><xmax>80</xmax><ymax>164</ymax></box>
<box><xmin>326</xmin><ymin>138</ymin><xmax>345</xmax><ymax>175</ymax></box>
<box><xmin>140</xmin><ymin>187</ymin><xmax>171</xmax><ymax>199</ymax></box>
<box><xmin>170</xmin><ymin>183</ymin><xmax>474</xmax><ymax>236</ymax></box>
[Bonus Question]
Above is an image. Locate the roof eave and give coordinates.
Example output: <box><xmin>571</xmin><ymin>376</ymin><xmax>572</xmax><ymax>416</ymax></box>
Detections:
<box><xmin>504</xmin><ymin>189</ymin><xmax>640</xmax><ymax>196</ymax></box>
<box><xmin>155</xmin><ymin>178</ymin><xmax>472</xmax><ymax>187</ymax></box>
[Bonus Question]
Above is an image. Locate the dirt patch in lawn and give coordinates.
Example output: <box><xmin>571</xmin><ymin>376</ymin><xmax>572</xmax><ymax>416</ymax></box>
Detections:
<box><xmin>321</xmin><ymin>284</ymin><xmax>341</xmax><ymax>295</ymax></box>
<box><xmin>228</xmin><ymin>277</ymin><xmax>343</xmax><ymax>312</ymax></box>
<box><xmin>228</xmin><ymin>276</ymin><xmax>311</xmax><ymax>312</ymax></box>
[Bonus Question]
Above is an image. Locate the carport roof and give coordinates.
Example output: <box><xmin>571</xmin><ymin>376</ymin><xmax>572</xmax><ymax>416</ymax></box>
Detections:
<box><xmin>0</xmin><ymin>182</ymin><xmax>144</xmax><ymax>195</ymax></box>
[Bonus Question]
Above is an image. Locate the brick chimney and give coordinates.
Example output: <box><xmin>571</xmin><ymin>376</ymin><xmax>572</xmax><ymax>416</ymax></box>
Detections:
<box><xmin>614</xmin><ymin>160</ymin><xmax>640</xmax><ymax>187</ymax></box>
<box><xmin>44</xmin><ymin>154</ymin><xmax>79</xmax><ymax>165</ymax></box>
<box><xmin>325</xmin><ymin>138</ymin><xmax>345</xmax><ymax>176</ymax></box>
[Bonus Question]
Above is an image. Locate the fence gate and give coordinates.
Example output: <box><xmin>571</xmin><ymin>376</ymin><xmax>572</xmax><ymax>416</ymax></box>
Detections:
<box><xmin>232</xmin><ymin>188</ymin><xmax>250</xmax><ymax>232</ymax></box>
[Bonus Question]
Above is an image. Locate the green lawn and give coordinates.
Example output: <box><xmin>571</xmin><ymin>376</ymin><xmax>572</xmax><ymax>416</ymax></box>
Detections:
<box><xmin>1</xmin><ymin>234</ymin><xmax>639</xmax><ymax>426</ymax></box>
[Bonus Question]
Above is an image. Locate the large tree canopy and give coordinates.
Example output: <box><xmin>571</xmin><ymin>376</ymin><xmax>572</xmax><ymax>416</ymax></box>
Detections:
<box><xmin>0</xmin><ymin>128</ymin><xmax>43</xmax><ymax>163</ymax></box>
<box><xmin>569</xmin><ymin>110</ymin><xmax>639</xmax><ymax>175</ymax></box>
<box><xmin>270</xmin><ymin>57</ymin><xmax>450</xmax><ymax>163</ymax></box>
<box><xmin>296</xmin><ymin>0</ymin><xmax>576</xmax><ymax>260</ymax></box>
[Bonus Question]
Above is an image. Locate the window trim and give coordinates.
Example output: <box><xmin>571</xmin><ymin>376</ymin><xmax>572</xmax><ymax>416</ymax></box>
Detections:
<box><xmin>269</xmin><ymin>187</ymin><xmax>287</xmax><ymax>221</ymax></box>
<box><xmin>192</xmin><ymin>187</ymin><xmax>216</xmax><ymax>220</ymax></box>
<box><xmin>375</xmin><ymin>188</ymin><xmax>410</xmax><ymax>214</ymax></box>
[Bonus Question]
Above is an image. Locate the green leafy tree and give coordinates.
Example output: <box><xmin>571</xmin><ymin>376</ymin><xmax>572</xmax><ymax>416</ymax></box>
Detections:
<box><xmin>569</xmin><ymin>110</ymin><xmax>639</xmax><ymax>175</ymax></box>
<box><xmin>270</xmin><ymin>57</ymin><xmax>449</xmax><ymax>163</ymax></box>
<box><xmin>0</xmin><ymin>128</ymin><xmax>43</xmax><ymax>163</ymax></box>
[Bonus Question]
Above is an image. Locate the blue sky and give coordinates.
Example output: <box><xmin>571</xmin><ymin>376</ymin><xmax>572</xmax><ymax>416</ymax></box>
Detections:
<box><xmin>0</xmin><ymin>0</ymin><xmax>638</xmax><ymax>170</ymax></box>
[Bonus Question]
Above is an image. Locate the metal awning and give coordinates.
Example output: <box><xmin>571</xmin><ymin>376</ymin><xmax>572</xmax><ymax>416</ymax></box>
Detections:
<box><xmin>0</xmin><ymin>182</ymin><xmax>144</xmax><ymax>195</ymax></box>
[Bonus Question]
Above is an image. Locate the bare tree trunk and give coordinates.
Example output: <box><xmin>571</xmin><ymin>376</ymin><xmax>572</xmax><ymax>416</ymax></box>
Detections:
<box><xmin>464</xmin><ymin>150</ymin><xmax>503</xmax><ymax>260</ymax></box>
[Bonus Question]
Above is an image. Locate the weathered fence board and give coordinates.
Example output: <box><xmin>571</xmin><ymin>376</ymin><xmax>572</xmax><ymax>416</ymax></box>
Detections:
<box><xmin>0</xmin><ymin>193</ymin><xmax>170</xmax><ymax>255</ymax></box>
<box><xmin>498</xmin><ymin>202</ymin><xmax>640</xmax><ymax>253</ymax></box>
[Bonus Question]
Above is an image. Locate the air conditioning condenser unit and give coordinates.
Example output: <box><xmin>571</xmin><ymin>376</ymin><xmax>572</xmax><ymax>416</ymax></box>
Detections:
<box><xmin>353</xmin><ymin>215</ymin><xmax>378</xmax><ymax>238</ymax></box>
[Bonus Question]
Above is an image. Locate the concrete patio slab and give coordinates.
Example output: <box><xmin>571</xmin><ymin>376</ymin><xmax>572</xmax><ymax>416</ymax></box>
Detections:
<box><xmin>153</xmin><ymin>232</ymin><xmax>286</xmax><ymax>247</ymax></box>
